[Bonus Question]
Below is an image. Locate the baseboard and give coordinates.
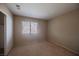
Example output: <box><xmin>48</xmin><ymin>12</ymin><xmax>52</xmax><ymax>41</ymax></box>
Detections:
<box><xmin>47</xmin><ymin>40</ymin><xmax>79</xmax><ymax>55</ymax></box>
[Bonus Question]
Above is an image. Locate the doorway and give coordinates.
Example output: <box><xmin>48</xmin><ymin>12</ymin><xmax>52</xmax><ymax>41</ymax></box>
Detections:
<box><xmin>0</xmin><ymin>11</ymin><xmax>5</xmax><ymax>56</ymax></box>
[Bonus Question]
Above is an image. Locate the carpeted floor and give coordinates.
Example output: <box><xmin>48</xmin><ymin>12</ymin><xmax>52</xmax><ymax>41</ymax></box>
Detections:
<box><xmin>8</xmin><ymin>41</ymin><xmax>75</xmax><ymax>56</ymax></box>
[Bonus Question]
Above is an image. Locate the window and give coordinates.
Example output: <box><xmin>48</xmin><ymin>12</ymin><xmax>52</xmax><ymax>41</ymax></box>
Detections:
<box><xmin>22</xmin><ymin>21</ymin><xmax>30</xmax><ymax>34</ymax></box>
<box><xmin>31</xmin><ymin>22</ymin><xmax>37</xmax><ymax>34</ymax></box>
<box><xmin>22</xmin><ymin>21</ymin><xmax>38</xmax><ymax>34</ymax></box>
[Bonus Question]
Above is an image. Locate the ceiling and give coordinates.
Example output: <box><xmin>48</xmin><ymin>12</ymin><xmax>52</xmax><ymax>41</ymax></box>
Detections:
<box><xmin>6</xmin><ymin>3</ymin><xmax>79</xmax><ymax>20</ymax></box>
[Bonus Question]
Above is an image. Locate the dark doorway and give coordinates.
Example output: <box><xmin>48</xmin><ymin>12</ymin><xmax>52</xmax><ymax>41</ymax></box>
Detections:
<box><xmin>0</xmin><ymin>12</ymin><xmax>5</xmax><ymax>56</ymax></box>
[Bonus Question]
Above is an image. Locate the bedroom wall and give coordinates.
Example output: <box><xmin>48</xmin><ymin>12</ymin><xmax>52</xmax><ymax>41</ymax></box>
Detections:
<box><xmin>0</xmin><ymin>4</ymin><xmax>13</xmax><ymax>55</ymax></box>
<box><xmin>13</xmin><ymin>16</ymin><xmax>48</xmax><ymax>47</ymax></box>
<box><xmin>48</xmin><ymin>9</ymin><xmax>79</xmax><ymax>53</ymax></box>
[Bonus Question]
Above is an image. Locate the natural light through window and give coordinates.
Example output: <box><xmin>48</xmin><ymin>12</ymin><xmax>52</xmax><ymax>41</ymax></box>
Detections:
<box><xmin>22</xmin><ymin>21</ymin><xmax>30</xmax><ymax>34</ymax></box>
<box><xmin>31</xmin><ymin>22</ymin><xmax>37</xmax><ymax>34</ymax></box>
<box><xmin>22</xmin><ymin>21</ymin><xmax>38</xmax><ymax>34</ymax></box>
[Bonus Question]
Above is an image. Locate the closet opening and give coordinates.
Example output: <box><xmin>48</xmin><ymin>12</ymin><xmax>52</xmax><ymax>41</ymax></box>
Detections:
<box><xmin>0</xmin><ymin>11</ymin><xmax>5</xmax><ymax>56</ymax></box>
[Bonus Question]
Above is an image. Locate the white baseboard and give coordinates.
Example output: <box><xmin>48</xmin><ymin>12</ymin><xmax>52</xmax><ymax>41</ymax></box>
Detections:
<box><xmin>47</xmin><ymin>40</ymin><xmax>79</xmax><ymax>55</ymax></box>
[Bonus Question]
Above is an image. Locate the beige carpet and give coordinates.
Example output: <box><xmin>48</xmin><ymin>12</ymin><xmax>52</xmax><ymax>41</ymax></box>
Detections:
<box><xmin>8</xmin><ymin>41</ymin><xmax>75</xmax><ymax>56</ymax></box>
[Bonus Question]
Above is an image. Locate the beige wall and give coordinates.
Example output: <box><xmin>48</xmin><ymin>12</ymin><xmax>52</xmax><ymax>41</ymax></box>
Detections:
<box><xmin>48</xmin><ymin>9</ymin><xmax>79</xmax><ymax>53</ymax></box>
<box><xmin>14</xmin><ymin>16</ymin><xmax>48</xmax><ymax>47</ymax></box>
<box><xmin>0</xmin><ymin>4</ymin><xmax>13</xmax><ymax>55</ymax></box>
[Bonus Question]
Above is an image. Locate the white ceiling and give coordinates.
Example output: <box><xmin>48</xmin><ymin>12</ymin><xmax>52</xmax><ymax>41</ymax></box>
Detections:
<box><xmin>6</xmin><ymin>3</ymin><xmax>79</xmax><ymax>20</ymax></box>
